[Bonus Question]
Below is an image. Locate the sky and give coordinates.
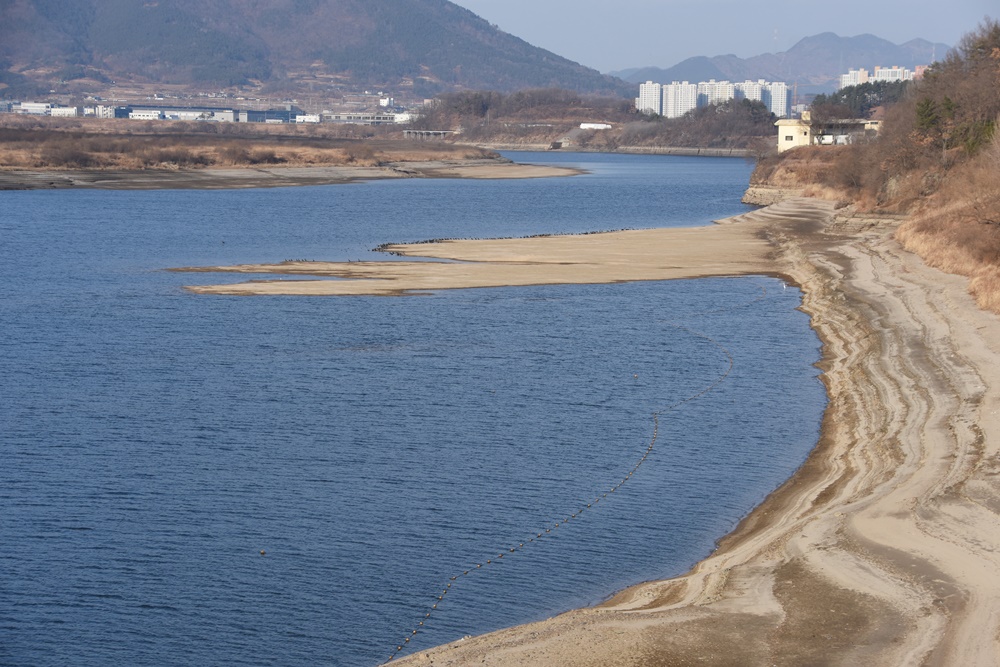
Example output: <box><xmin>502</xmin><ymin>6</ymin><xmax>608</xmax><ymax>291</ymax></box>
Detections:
<box><xmin>450</xmin><ymin>0</ymin><xmax>995</xmax><ymax>73</ymax></box>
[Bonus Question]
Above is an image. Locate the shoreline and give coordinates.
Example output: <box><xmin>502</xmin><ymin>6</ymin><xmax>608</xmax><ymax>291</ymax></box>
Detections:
<box><xmin>0</xmin><ymin>159</ymin><xmax>581</xmax><ymax>191</ymax></box>
<box><xmin>470</xmin><ymin>143</ymin><xmax>753</xmax><ymax>158</ymax></box>
<box><xmin>175</xmin><ymin>199</ymin><xmax>1000</xmax><ymax>665</ymax></box>
<box><xmin>395</xmin><ymin>201</ymin><xmax>1000</xmax><ymax>666</ymax></box>
<box><xmin>0</xmin><ymin>148</ymin><xmax>755</xmax><ymax>191</ymax></box>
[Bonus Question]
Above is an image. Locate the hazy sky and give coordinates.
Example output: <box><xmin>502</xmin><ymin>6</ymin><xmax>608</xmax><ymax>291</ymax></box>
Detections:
<box><xmin>450</xmin><ymin>0</ymin><xmax>995</xmax><ymax>72</ymax></box>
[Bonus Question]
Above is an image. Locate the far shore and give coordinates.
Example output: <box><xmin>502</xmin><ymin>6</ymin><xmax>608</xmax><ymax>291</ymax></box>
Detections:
<box><xmin>176</xmin><ymin>197</ymin><xmax>1000</xmax><ymax>666</ymax></box>
<box><xmin>0</xmin><ymin>129</ymin><xmax>760</xmax><ymax>191</ymax></box>
<box><xmin>0</xmin><ymin>159</ymin><xmax>581</xmax><ymax>191</ymax></box>
<box><xmin>470</xmin><ymin>143</ymin><xmax>753</xmax><ymax>158</ymax></box>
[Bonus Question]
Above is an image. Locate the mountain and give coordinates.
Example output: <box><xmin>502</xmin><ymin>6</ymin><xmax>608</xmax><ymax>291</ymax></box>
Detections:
<box><xmin>0</xmin><ymin>0</ymin><xmax>630</xmax><ymax>98</ymax></box>
<box><xmin>619</xmin><ymin>57</ymin><xmax>729</xmax><ymax>86</ymax></box>
<box><xmin>615</xmin><ymin>33</ymin><xmax>951</xmax><ymax>93</ymax></box>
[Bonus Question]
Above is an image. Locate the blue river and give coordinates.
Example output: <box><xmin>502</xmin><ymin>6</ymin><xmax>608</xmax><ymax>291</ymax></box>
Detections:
<box><xmin>0</xmin><ymin>152</ymin><xmax>825</xmax><ymax>666</ymax></box>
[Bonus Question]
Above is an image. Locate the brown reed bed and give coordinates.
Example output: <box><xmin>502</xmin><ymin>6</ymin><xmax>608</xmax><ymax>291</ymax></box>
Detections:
<box><xmin>0</xmin><ymin>116</ymin><xmax>496</xmax><ymax>170</ymax></box>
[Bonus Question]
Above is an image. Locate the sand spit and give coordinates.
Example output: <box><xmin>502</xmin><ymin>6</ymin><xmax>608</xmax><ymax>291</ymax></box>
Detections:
<box><xmin>178</xmin><ymin>199</ymin><xmax>1000</xmax><ymax>665</ymax></box>
<box><xmin>174</xmin><ymin>210</ymin><xmax>786</xmax><ymax>296</ymax></box>
<box><xmin>0</xmin><ymin>160</ymin><xmax>578</xmax><ymax>190</ymax></box>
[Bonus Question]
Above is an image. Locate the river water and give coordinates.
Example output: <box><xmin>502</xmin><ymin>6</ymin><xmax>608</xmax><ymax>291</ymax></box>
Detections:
<box><xmin>0</xmin><ymin>152</ymin><xmax>825</xmax><ymax>666</ymax></box>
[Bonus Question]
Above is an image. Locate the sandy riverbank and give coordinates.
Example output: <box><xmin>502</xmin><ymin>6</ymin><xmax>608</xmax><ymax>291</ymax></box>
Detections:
<box><xmin>173</xmin><ymin>202</ymin><xmax>788</xmax><ymax>295</ymax></box>
<box><xmin>177</xmin><ymin>199</ymin><xmax>1000</xmax><ymax>665</ymax></box>
<box><xmin>0</xmin><ymin>159</ymin><xmax>579</xmax><ymax>190</ymax></box>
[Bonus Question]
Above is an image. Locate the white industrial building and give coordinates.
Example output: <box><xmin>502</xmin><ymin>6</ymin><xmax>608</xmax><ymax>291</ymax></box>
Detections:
<box><xmin>50</xmin><ymin>106</ymin><xmax>80</xmax><ymax>117</ymax></box>
<box><xmin>164</xmin><ymin>110</ymin><xmax>210</xmax><ymax>121</ymax></box>
<box><xmin>212</xmin><ymin>109</ymin><xmax>236</xmax><ymax>122</ymax></box>
<box><xmin>322</xmin><ymin>112</ymin><xmax>396</xmax><ymax>125</ymax></box>
<box><xmin>17</xmin><ymin>102</ymin><xmax>51</xmax><ymax>115</ymax></box>
<box><xmin>129</xmin><ymin>109</ymin><xmax>165</xmax><ymax>120</ymax></box>
<box><xmin>5</xmin><ymin>100</ymin><xmax>413</xmax><ymax>126</ymax></box>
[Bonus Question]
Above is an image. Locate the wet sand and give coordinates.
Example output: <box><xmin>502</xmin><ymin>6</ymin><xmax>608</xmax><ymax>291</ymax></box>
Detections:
<box><xmin>177</xmin><ymin>199</ymin><xmax>1000</xmax><ymax>666</ymax></box>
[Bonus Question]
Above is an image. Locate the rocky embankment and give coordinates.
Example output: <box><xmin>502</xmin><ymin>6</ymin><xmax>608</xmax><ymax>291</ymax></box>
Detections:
<box><xmin>741</xmin><ymin>184</ymin><xmax>805</xmax><ymax>206</ymax></box>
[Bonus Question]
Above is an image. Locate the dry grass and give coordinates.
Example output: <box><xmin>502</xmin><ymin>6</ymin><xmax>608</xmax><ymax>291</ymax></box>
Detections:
<box><xmin>969</xmin><ymin>268</ymin><xmax>1000</xmax><ymax>312</ymax></box>
<box><xmin>899</xmin><ymin>217</ymin><xmax>1000</xmax><ymax>313</ymax></box>
<box><xmin>0</xmin><ymin>115</ymin><xmax>496</xmax><ymax>170</ymax></box>
<box><xmin>799</xmin><ymin>184</ymin><xmax>847</xmax><ymax>201</ymax></box>
<box><xmin>753</xmin><ymin>134</ymin><xmax>1000</xmax><ymax>314</ymax></box>
<box><xmin>896</xmin><ymin>135</ymin><xmax>1000</xmax><ymax>313</ymax></box>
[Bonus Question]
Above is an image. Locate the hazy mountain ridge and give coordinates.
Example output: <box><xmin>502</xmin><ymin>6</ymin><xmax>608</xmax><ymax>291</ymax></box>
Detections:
<box><xmin>612</xmin><ymin>33</ymin><xmax>950</xmax><ymax>93</ymax></box>
<box><xmin>0</xmin><ymin>0</ymin><xmax>630</xmax><ymax>97</ymax></box>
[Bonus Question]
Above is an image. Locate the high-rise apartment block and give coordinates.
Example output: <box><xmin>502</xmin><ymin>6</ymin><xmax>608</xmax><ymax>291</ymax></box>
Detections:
<box><xmin>735</xmin><ymin>80</ymin><xmax>765</xmax><ymax>103</ymax></box>
<box><xmin>697</xmin><ymin>80</ymin><xmax>736</xmax><ymax>107</ymax></box>
<box><xmin>764</xmin><ymin>81</ymin><xmax>789</xmax><ymax>118</ymax></box>
<box><xmin>838</xmin><ymin>66</ymin><xmax>917</xmax><ymax>90</ymax></box>
<box><xmin>638</xmin><ymin>78</ymin><xmax>789</xmax><ymax>118</ymax></box>
<box><xmin>661</xmin><ymin>81</ymin><xmax>698</xmax><ymax>118</ymax></box>
<box><xmin>636</xmin><ymin>81</ymin><xmax>663</xmax><ymax>115</ymax></box>
<box><xmin>872</xmin><ymin>66</ymin><xmax>913</xmax><ymax>82</ymax></box>
<box><xmin>839</xmin><ymin>68</ymin><xmax>870</xmax><ymax>89</ymax></box>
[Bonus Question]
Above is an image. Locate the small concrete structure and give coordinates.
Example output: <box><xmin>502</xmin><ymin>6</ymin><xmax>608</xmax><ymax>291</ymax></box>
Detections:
<box><xmin>776</xmin><ymin>111</ymin><xmax>881</xmax><ymax>152</ymax></box>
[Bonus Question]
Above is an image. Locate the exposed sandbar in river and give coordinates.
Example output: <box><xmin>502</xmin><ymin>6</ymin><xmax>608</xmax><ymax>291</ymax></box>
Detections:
<box><xmin>175</xmin><ymin>198</ymin><xmax>1000</xmax><ymax>666</ymax></box>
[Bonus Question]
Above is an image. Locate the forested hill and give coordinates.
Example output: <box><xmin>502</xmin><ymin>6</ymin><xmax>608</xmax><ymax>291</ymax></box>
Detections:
<box><xmin>0</xmin><ymin>0</ymin><xmax>630</xmax><ymax>97</ymax></box>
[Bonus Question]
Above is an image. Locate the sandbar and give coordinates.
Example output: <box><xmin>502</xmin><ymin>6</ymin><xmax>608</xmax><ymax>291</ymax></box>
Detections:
<box><xmin>176</xmin><ymin>198</ymin><xmax>1000</xmax><ymax>665</ymax></box>
<box><xmin>173</xmin><ymin>201</ymin><xmax>807</xmax><ymax>296</ymax></box>
<box><xmin>0</xmin><ymin>159</ymin><xmax>579</xmax><ymax>190</ymax></box>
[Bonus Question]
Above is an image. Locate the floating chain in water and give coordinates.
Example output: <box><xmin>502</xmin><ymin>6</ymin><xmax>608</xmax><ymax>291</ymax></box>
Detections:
<box><xmin>384</xmin><ymin>285</ymin><xmax>760</xmax><ymax>663</ymax></box>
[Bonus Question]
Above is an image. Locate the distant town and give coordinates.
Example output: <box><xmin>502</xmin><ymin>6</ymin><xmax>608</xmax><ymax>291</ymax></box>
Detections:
<box><xmin>635</xmin><ymin>65</ymin><xmax>924</xmax><ymax>121</ymax></box>
<box><xmin>0</xmin><ymin>92</ymin><xmax>424</xmax><ymax>126</ymax></box>
<box><xmin>637</xmin><ymin>79</ymin><xmax>790</xmax><ymax>118</ymax></box>
<box><xmin>2</xmin><ymin>61</ymin><xmax>927</xmax><ymax>132</ymax></box>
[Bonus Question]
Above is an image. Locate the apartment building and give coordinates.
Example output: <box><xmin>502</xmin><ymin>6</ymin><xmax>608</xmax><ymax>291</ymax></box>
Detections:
<box><xmin>637</xmin><ymin>81</ymin><xmax>662</xmax><ymax>115</ymax></box>
<box><xmin>661</xmin><ymin>81</ymin><xmax>698</xmax><ymax>119</ymax></box>
<box><xmin>640</xmin><ymin>79</ymin><xmax>788</xmax><ymax>118</ymax></box>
